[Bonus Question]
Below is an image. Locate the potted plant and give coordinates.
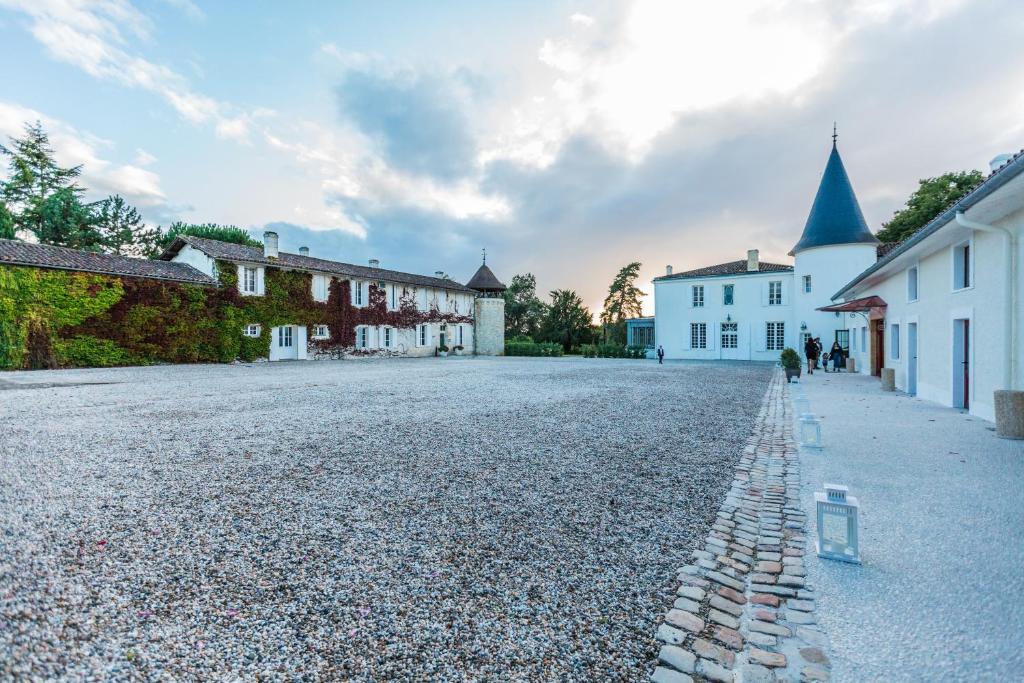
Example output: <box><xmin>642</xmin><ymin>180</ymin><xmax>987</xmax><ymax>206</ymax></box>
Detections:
<box><xmin>780</xmin><ymin>347</ymin><xmax>802</xmax><ymax>382</ymax></box>
<box><xmin>438</xmin><ymin>344</ymin><xmax>449</xmax><ymax>357</ymax></box>
<box><xmin>452</xmin><ymin>345</ymin><xmax>464</xmax><ymax>356</ymax></box>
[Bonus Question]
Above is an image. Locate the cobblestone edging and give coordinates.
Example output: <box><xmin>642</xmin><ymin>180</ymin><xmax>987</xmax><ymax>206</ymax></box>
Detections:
<box><xmin>650</xmin><ymin>371</ymin><xmax>832</xmax><ymax>683</ymax></box>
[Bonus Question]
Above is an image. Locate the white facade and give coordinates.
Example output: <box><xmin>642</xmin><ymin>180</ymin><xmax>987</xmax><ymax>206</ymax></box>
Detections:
<box><xmin>835</xmin><ymin>166</ymin><xmax>1024</xmax><ymax>422</ymax></box>
<box><xmin>792</xmin><ymin>243</ymin><xmax>877</xmax><ymax>348</ymax></box>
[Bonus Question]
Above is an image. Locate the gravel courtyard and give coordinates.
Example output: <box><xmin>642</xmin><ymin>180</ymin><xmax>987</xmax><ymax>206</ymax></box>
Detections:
<box><xmin>1</xmin><ymin>357</ymin><xmax>771</xmax><ymax>681</ymax></box>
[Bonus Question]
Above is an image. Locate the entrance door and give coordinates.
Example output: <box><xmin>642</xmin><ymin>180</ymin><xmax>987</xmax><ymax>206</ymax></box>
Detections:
<box><xmin>872</xmin><ymin>320</ymin><xmax>885</xmax><ymax>376</ymax></box>
<box><xmin>439</xmin><ymin>323</ymin><xmax>447</xmax><ymax>349</ymax></box>
<box><xmin>953</xmin><ymin>319</ymin><xmax>969</xmax><ymax>409</ymax></box>
<box><xmin>720</xmin><ymin>322</ymin><xmax>740</xmax><ymax>360</ymax></box>
<box><xmin>907</xmin><ymin>323</ymin><xmax>918</xmax><ymax>396</ymax></box>
<box><xmin>271</xmin><ymin>325</ymin><xmax>298</xmax><ymax>361</ymax></box>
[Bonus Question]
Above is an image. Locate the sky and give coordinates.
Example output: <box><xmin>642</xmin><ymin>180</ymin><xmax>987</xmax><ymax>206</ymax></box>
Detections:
<box><xmin>1</xmin><ymin>0</ymin><xmax>1023</xmax><ymax>315</ymax></box>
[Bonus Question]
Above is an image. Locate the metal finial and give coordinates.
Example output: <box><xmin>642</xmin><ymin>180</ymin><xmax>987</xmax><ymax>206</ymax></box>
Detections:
<box><xmin>482</xmin><ymin>248</ymin><xmax>487</xmax><ymax>265</ymax></box>
<box><xmin>832</xmin><ymin>122</ymin><xmax>838</xmax><ymax>146</ymax></box>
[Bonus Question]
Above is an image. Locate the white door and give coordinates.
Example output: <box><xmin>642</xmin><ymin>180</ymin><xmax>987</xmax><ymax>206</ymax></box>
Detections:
<box><xmin>907</xmin><ymin>322</ymin><xmax>918</xmax><ymax>396</ymax></box>
<box><xmin>720</xmin><ymin>322</ymin><xmax>741</xmax><ymax>360</ymax></box>
<box><xmin>270</xmin><ymin>325</ymin><xmax>299</xmax><ymax>361</ymax></box>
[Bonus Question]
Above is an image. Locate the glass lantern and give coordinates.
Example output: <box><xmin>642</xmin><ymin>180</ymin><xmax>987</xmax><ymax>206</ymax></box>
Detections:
<box><xmin>793</xmin><ymin>395</ymin><xmax>811</xmax><ymax>418</ymax></box>
<box><xmin>815</xmin><ymin>484</ymin><xmax>861</xmax><ymax>563</ymax></box>
<box><xmin>799</xmin><ymin>414</ymin><xmax>822</xmax><ymax>449</ymax></box>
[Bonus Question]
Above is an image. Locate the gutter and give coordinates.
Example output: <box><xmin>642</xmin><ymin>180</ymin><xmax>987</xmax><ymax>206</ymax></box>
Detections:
<box><xmin>955</xmin><ymin>211</ymin><xmax>1017</xmax><ymax>391</ymax></box>
<box><xmin>832</xmin><ymin>149</ymin><xmax>1024</xmax><ymax>301</ymax></box>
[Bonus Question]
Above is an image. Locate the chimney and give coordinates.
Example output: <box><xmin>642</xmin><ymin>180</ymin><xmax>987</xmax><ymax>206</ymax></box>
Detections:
<box><xmin>990</xmin><ymin>153</ymin><xmax>1013</xmax><ymax>173</ymax></box>
<box><xmin>666</xmin><ymin>265</ymin><xmax>673</xmax><ymax>276</ymax></box>
<box><xmin>435</xmin><ymin>270</ymin><xmax>445</xmax><ymax>279</ymax></box>
<box><xmin>263</xmin><ymin>231</ymin><xmax>279</xmax><ymax>259</ymax></box>
<box><xmin>299</xmin><ymin>246</ymin><xmax>309</xmax><ymax>256</ymax></box>
<box><xmin>746</xmin><ymin>249</ymin><xmax>759</xmax><ymax>272</ymax></box>
<box><xmin>368</xmin><ymin>258</ymin><xmax>380</xmax><ymax>268</ymax></box>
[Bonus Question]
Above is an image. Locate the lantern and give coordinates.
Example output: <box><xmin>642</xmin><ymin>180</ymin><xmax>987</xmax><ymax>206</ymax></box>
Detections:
<box><xmin>793</xmin><ymin>395</ymin><xmax>811</xmax><ymax>418</ymax></box>
<box><xmin>815</xmin><ymin>484</ymin><xmax>861</xmax><ymax>564</ymax></box>
<box><xmin>799</xmin><ymin>414</ymin><xmax>822</xmax><ymax>449</ymax></box>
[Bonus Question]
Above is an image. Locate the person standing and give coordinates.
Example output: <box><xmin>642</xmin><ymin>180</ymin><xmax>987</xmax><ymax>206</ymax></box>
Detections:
<box><xmin>830</xmin><ymin>340</ymin><xmax>845</xmax><ymax>372</ymax></box>
<box><xmin>657</xmin><ymin>345</ymin><xmax>665</xmax><ymax>364</ymax></box>
<box><xmin>816</xmin><ymin>337</ymin><xmax>827</xmax><ymax>373</ymax></box>
<box><xmin>804</xmin><ymin>336</ymin><xmax>818</xmax><ymax>374</ymax></box>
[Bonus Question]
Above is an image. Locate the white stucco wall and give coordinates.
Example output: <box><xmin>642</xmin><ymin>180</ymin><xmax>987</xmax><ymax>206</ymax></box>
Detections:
<box><xmin>840</xmin><ymin>207</ymin><xmax>1024</xmax><ymax>422</ymax></box>
<box><xmin>171</xmin><ymin>244</ymin><xmax>218</xmax><ymax>278</ymax></box>
<box><xmin>653</xmin><ymin>270</ymin><xmax>795</xmax><ymax>361</ymax></box>
<box><xmin>793</xmin><ymin>243</ymin><xmax>878</xmax><ymax>349</ymax></box>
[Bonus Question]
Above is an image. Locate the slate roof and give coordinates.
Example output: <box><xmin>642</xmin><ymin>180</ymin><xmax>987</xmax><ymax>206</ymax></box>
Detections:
<box><xmin>833</xmin><ymin>147</ymin><xmax>1024</xmax><ymax>301</ymax></box>
<box><xmin>0</xmin><ymin>238</ymin><xmax>218</xmax><ymax>285</ymax></box>
<box><xmin>161</xmin><ymin>235</ymin><xmax>476</xmax><ymax>292</ymax></box>
<box><xmin>465</xmin><ymin>263</ymin><xmax>506</xmax><ymax>292</ymax></box>
<box><xmin>654</xmin><ymin>259</ymin><xmax>793</xmax><ymax>282</ymax></box>
<box><xmin>790</xmin><ymin>143</ymin><xmax>879</xmax><ymax>255</ymax></box>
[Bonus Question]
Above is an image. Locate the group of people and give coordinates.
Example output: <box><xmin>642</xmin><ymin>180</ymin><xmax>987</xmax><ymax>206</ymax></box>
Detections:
<box><xmin>804</xmin><ymin>336</ymin><xmax>846</xmax><ymax>374</ymax></box>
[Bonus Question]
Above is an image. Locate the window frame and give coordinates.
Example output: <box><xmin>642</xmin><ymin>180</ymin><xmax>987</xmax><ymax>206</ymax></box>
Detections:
<box><xmin>356</xmin><ymin>326</ymin><xmax>369</xmax><ymax>349</ymax></box>
<box><xmin>383</xmin><ymin>326</ymin><xmax>393</xmax><ymax>349</ymax></box>
<box><xmin>353</xmin><ymin>280</ymin><xmax>365</xmax><ymax>306</ymax></box>
<box><xmin>312</xmin><ymin>324</ymin><xmax>329</xmax><ymax>340</ymax></box>
<box><xmin>242</xmin><ymin>266</ymin><xmax>258</xmax><ymax>294</ymax></box>
<box><xmin>692</xmin><ymin>285</ymin><xmax>705</xmax><ymax>308</ymax></box>
<box><xmin>417</xmin><ymin>324</ymin><xmax>428</xmax><ymax>347</ymax></box>
<box><xmin>722</xmin><ymin>284</ymin><xmax>734</xmax><ymax>306</ymax></box>
<box><xmin>279</xmin><ymin>325</ymin><xmax>293</xmax><ymax>348</ymax></box>
<box><xmin>802</xmin><ymin>274</ymin><xmax>812</xmax><ymax>294</ymax></box>
<box><xmin>907</xmin><ymin>265</ymin><xmax>919</xmax><ymax>303</ymax></box>
<box><xmin>952</xmin><ymin>240</ymin><xmax>973</xmax><ymax>292</ymax></box>
<box><xmin>766</xmin><ymin>321</ymin><xmax>785</xmax><ymax>351</ymax></box>
<box><xmin>690</xmin><ymin>322</ymin><xmax>707</xmax><ymax>349</ymax></box>
<box><xmin>243</xmin><ymin>324</ymin><xmax>261</xmax><ymax>338</ymax></box>
<box><xmin>890</xmin><ymin>323</ymin><xmax>901</xmax><ymax>360</ymax></box>
<box><xmin>720</xmin><ymin>322</ymin><xmax>738</xmax><ymax>349</ymax></box>
<box><xmin>768</xmin><ymin>280</ymin><xmax>783</xmax><ymax>306</ymax></box>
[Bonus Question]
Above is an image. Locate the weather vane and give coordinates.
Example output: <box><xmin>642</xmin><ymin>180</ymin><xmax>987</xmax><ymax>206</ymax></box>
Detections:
<box><xmin>482</xmin><ymin>247</ymin><xmax>487</xmax><ymax>265</ymax></box>
<box><xmin>832</xmin><ymin>121</ymin><xmax>838</xmax><ymax>145</ymax></box>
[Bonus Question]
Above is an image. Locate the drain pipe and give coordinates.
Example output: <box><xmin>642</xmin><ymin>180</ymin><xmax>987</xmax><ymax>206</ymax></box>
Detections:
<box><xmin>955</xmin><ymin>210</ymin><xmax>1024</xmax><ymax>438</ymax></box>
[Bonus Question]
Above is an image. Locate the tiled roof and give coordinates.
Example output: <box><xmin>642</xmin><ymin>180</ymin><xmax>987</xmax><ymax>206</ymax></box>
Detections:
<box><xmin>162</xmin><ymin>235</ymin><xmax>476</xmax><ymax>292</ymax></box>
<box><xmin>0</xmin><ymin>238</ymin><xmax>218</xmax><ymax>285</ymax></box>
<box><xmin>465</xmin><ymin>263</ymin><xmax>506</xmax><ymax>291</ymax></box>
<box><xmin>790</xmin><ymin>143</ymin><xmax>878</xmax><ymax>255</ymax></box>
<box><xmin>833</xmin><ymin>147</ymin><xmax>1024</xmax><ymax>300</ymax></box>
<box><xmin>654</xmin><ymin>260</ymin><xmax>793</xmax><ymax>281</ymax></box>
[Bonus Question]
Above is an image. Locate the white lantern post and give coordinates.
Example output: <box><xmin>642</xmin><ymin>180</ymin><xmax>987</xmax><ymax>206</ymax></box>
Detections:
<box><xmin>799</xmin><ymin>414</ymin><xmax>823</xmax><ymax>450</ymax></box>
<box><xmin>793</xmin><ymin>395</ymin><xmax>811</xmax><ymax>418</ymax></box>
<box><xmin>815</xmin><ymin>484</ymin><xmax>861</xmax><ymax>564</ymax></box>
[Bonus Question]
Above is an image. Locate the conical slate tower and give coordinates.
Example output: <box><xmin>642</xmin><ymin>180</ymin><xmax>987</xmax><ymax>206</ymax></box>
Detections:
<box><xmin>790</xmin><ymin>141</ymin><xmax>877</xmax><ymax>255</ymax></box>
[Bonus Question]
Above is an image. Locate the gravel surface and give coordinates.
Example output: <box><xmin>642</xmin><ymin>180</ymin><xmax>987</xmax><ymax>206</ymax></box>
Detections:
<box><xmin>1</xmin><ymin>357</ymin><xmax>771</xmax><ymax>681</ymax></box>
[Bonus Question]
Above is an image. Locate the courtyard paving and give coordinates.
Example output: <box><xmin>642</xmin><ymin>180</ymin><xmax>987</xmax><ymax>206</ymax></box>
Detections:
<box><xmin>797</xmin><ymin>372</ymin><xmax>1024</xmax><ymax>682</ymax></box>
<box><xmin>0</xmin><ymin>357</ymin><xmax>771</xmax><ymax>681</ymax></box>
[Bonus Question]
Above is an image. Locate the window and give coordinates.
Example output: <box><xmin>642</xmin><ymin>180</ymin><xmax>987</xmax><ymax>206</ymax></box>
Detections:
<box><xmin>353</xmin><ymin>281</ymin><xmax>364</xmax><ymax>306</ymax></box>
<box><xmin>891</xmin><ymin>324</ymin><xmax>900</xmax><ymax>360</ymax></box>
<box><xmin>244</xmin><ymin>324</ymin><xmax>261</xmax><ymax>338</ymax></box>
<box><xmin>953</xmin><ymin>242</ymin><xmax>971</xmax><ymax>290</ymax></box>
<box><xmin>835</xmin><ymin>329</ymin><xmax>850</xmax><ymax>354</ymax></box>
<box><xmin>312</xmin><ymin>325</ymin><xmax>329</xmax><ymax>340</ymax></box>
<box><xmin>802</xmin><ymin>275</ymin><xmax>812</xmax><ymax>293</ymax></box>
<box><xmin>723</xmin><ymin>284</ymin><xmax>734</xmax><ymax>306</ymax></box>
<box><xmin>861</xmin><ymin>326</ymin><xmax>866</xmax><ymax>352</ymax></box>
<box><xmin>242</xmin><ymin>267</ymin><xmax>258</xmax><ymax>294</ymax></box>
<box><xmin>457</xmin><ymin>325</ymin><xmax>464</xmax><ymax>346</ymax></box>
<box><xmin>278</xmin><ymin>326</ymin><xmax>293</xmax><ymax>348</ymax></box>
<box><xmin>907</xmin><ymin>266</ymin><xmax>919</xmax><ymax>302</ymax></box>
<box><xmin>417</xmin><ymin>324</ymin><xmax>429</xmax><ymax>346</ymax></box>
<box><xmin>766</xmin><ymin>322</ymin><xmax>785</xmax><ymax>351</ymax></box>
<box><xmin>692</xmin><ymin>285</ymin><xmax>705</xmax><ymax>307</ymax></box>
<box><xmin>356</xmin><ymin>327</ymin><xmax>369</xmax><ymax>349</ymax></box>
<box><xmin>768</xmin><ymin>281</ymin><xmax>783</xmax><ymax>306</ymax></box>
<box><xmin>801</xmin><ymin>331</ymin><xmax>812</xmax><ymax>350</ymax></box>
<box><xmin>383</xmin><ymin>327</ymin><xmax>393</xmax><ymax>348</ymax></box>
<box><xmin>631</xmin><ymin>325</ymin><xmax>654</xmax><ymax>348</ymax></box>
<box><xmin>389</xmin><ymin>284</ymin><xmax>398</xmax><ymax>310</ymax></box>
<box><xmin>720</xmin><ymin>322</ymin><xmax>738</xmax><ymax>349</ymax></box>
<box><xmin>312</xmin><ymin>275</ymin><xmax>329</xmax><ymax>302</ymax></box>
<box><xmin>851</xmin><ymin>329</ymin><xmax>857</xmax><ymax>351</ymax></box>
<box><xmin>690</xmin><ymin>322</ymin><xmax>707</xmax><ymax>349</ymax></box>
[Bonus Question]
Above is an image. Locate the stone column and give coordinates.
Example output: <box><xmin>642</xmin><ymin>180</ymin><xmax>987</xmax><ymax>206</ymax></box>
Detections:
<box><xmin>994</xmin><ymin>390</ymin><xmax>1024</xmax><ymax>439</ymax></box>
<box><xmin>474</xmin><ymin>297</ymin><xmax>505</xmax><ymax>356</ymax></box>
<box><xmin>880</xmin><ymin>367</ymin><xmax>895</xmax><ymax>391</ymax></box>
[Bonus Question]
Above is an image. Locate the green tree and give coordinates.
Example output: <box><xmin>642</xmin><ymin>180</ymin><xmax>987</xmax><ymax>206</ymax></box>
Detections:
<box><xmin>0</xmin><ymin>121</ymin><xmax>83</xmax><ymax>239</ymax></box>
<box><xmin>541</xmin><ymin>289</ymin><xmax>595</xmax><ymax>352</ymax></box>
<box><xmin>876</xmin><ymin>170</ymin><xmax>984</xmax><ymax>243</ymax></box>
<box><xmin>0</xmin><ymin>202</ymin><xmax>14</xmax><ymax>240</ymax></box>
<box><xmin>503</xmin><ymin>273</ymin><xmax>548</xmax><ymax>340</ymax></box>
<box><xmin>154</xmin><ymin>221</ymin><xmax>261</xmax><ymax>254</ymax></box>
<box><xmin>95</xmin><ymin>195</ymin><xmax>160</xmax><ymax>256</ymax></box>
<box><xmin>600</xmin><ymin>261</ymin><xmax>645</xmax><ymax>344</ymax></box>
<box><xmin>37</xmin><ymin>187</ymin><xmax>104</xmax><ymax>251</ymax></box>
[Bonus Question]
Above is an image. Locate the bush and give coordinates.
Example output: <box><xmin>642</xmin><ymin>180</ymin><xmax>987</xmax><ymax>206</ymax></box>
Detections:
<box><xmin>582</xmin><ymin>343</ymin><xmax>648</xmax><ymax>359</ymax></box>
<box><xmin>780</xmin><ymin>347</ymin><xmax>801</xmax><ymax>369</ymax></box>
<box><xmin>581</xmin><ymin>344</ymin><xmax>597</xmax><ymax>358</ymax></box>
<box><xmin>504</xmin><ymin>340</ymin><xmax>563</xmax><ymax>357</ymax></box>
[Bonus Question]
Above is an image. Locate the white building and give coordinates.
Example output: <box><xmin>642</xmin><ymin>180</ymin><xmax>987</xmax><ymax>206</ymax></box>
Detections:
<box><xmin>829</xmin><ymin>150</ymin><xmax>1024</xmax><ymax>425</ymax></box>
<box><xmin>162</xmin><ymin>231</ymin><xmax>505</xmax><ymax>360</ymax></box>
<box><xmin>653</xmin><ymin>139</ymin><xmax>879</xmax><ymax>362</ymax></box>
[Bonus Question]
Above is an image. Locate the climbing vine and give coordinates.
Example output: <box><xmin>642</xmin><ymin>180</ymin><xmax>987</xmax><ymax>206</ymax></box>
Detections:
<box><xmin>0</xmin><ymin>260</ymin><xmax>475</xmax><ymax>369</ymax></box>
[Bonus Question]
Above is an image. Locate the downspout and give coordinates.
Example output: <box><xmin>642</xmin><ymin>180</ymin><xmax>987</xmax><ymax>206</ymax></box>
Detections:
<box><xmin>955</xmin><ymin>211</ymin><xmax>1017</xmax><ymax>390</ymax></box>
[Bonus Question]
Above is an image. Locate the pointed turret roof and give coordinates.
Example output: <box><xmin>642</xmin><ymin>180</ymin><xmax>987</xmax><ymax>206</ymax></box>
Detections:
<box><xmin>466</xmin><ymin>263</ymin><xmax>505</xmax><ymax>292</ymax></box>
<box><xmin>790</xmin><ymin>140</ymin><xmax>878</xmax><ymax>255</ymax></box>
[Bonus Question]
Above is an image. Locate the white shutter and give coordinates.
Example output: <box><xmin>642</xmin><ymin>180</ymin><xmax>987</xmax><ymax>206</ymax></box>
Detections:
<box><xmin>760</xmin><ymin>282</ymin><xmax>768</xmax><ymax>306</ymax></box>
<box><xmin>256</xmin><ymin>267</ymin><xmax>265</xmax><ymax>296</ymax></box>
<box><xmin>757</xmin><ymin>322</ymin><xmax>766</xmax><ymax>352</ymax></box>
<box><xmin>236</xmin><ymin>264</ymin><xmax>245</xmax><ymax>292</ymax></box>
<box><xmin>297</xmin><ymin>326</ymin><xmax>308</xmax><ymax>360</ymax></box>
<box><xmin>683</xmin><ymin>323</ymin><xmax>692</xmax><ymax>350</ymax></box>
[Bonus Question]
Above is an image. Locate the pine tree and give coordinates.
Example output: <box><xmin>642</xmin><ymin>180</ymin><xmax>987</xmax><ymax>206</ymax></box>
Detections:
<box><xmin>600</xmin><ymin>262</ymin><xmax>645</xmax><ymax>344</ymax></box>
<box><xmin>541</xmin><ymin>289</ymin><xmax>595</xmax><ymax>352</ymax></box>
<box><xmin>0</xmin><ymin>202</ymin><xmax>14</xmax><ymax>240</ymax></box>
<box><xmin>0</xmin><ymin>121</ymin><xmax>84</xmax><ymax>239</ymax></box>
<box><xmin>96</xmin><ymin>195</ymin><xmax>161</xmax><ymax>256</ymax></box>
<box><xmin>37</xmin><ymin>188</ymin><xmax>104</xmax><ymax>251</ymax></box>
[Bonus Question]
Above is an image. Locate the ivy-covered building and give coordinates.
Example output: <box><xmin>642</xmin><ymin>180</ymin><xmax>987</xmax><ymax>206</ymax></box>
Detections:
<box><xmin>0</xmin><ymin>231</ymin><xmax>501</xmax><ymax>370</ymax></box>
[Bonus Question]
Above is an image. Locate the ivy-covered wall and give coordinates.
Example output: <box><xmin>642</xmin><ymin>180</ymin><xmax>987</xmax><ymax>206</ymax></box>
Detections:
<box><xmin>0</xmin><ymin>260</ymin><xmax>474</xmax><ymax>370</ymax></box>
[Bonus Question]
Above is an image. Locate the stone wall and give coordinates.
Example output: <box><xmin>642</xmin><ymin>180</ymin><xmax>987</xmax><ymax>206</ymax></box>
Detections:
<box><xmin>474</xmin><ymin>297</ymin><xmax>505</xmax><ymax>356</ymax></box>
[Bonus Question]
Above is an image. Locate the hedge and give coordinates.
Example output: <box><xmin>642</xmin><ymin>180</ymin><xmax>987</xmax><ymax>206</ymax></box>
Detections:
<box><xmin>504</xmin><ymin>340</ymin><xmax>564</xmax><ymax>357</ymax></box>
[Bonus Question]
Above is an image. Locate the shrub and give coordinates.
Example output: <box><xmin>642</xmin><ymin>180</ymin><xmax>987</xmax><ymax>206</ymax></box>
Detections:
<box><xmin>581</xmin><ymin>344</ymin><xmax>597</xmax><ymax>358</ymax></box>
<box><xmin>504</xmin><ymin>340</ymin><xmax>563</xmax><ymax>357</ymax></box>
<box><xmin>780</xmin><ymin>347</ymin><xmax>802</xmax><ymax>369</ymax></box>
